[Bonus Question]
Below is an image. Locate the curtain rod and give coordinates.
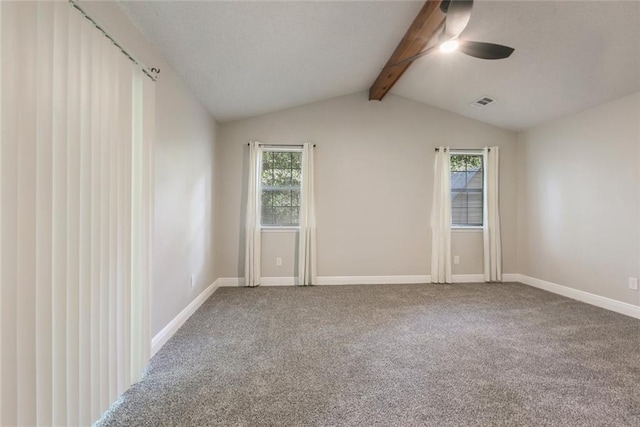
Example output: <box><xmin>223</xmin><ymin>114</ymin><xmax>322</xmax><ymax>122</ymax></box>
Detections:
<box><xmin>69</xmin><ymin>0</ymin><xmax>159</xmax><ymax>82</ymax></box>
<box><xmin>247</xmin><ymin>143</ymin><xmax>316</xmax><ymax>147</ymax></box>
<box><xmin>435</xmin><ymin>148</ymin><xmax>490</xmax><ymax>152</ymax></box>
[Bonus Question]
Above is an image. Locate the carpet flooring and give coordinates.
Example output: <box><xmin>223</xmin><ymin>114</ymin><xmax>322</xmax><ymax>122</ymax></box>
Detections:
<box><xmin>97</xmin><ymin>283</ymin><xmax>640</xmax><ymax>426</ymax></box>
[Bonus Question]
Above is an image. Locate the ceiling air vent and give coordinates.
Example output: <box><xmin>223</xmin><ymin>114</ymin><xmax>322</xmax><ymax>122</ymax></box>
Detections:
<box><xmin>471</xmin><ymin>96</ymin><xmax>496</xmax><ymax>108</ymax></box>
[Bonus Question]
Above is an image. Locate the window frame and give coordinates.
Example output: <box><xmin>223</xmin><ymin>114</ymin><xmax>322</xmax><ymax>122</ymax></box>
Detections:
<box><xmin>258</xmin><ymin>146</ymin><xmax>303</xmax><ymax>230</ymax></box>
<box><xmin>449</xmin><ymin>150</ymin><xmax>485</xmax><ymax>230</ymax></box>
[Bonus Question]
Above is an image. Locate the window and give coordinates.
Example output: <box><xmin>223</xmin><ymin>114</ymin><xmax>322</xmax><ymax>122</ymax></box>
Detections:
<box><xmin>260</xmin><ymin>149</ymin><xmax>302</xmax><ymax>227</ymax></box>
<box><xmin>450</xmin><ymin>153</ymin><xmax>484</xmax><ymax>227</ymax></box>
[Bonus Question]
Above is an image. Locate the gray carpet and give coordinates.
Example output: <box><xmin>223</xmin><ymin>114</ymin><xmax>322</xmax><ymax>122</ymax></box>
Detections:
<box><xmin>97</xmin><ymin>283</ymin><xmax>640</xmax><ymax>426</ymax></box>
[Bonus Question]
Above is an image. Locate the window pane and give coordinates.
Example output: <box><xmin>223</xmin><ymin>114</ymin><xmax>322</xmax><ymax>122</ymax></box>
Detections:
<box><xmin>451</xmin><ymin>171</ymin><xmax>467</xmax><ymax>190</ymax></box>
<box><xmin>451</xmin><ymin>191</ymin><xmax>466</xmax><ymax>208</ymax></box>
<box><xmin>467</xmin><ymin>170</ymin><xmax>483</xmax><ymax>189</ymax></box>
<box><xmin>272</xmin><ymin>152</ymin><xmax>290</xmax><ymax>169</ymax></box>
<box><xmin>261</xmin><ymin>206</ymin><xmax>274</xmax><ymax>226</ymax></box>
<box><xmin>468</xmin><ymin>208</ymin><xmax>483</xmax><ymax>226</ymax></box>
<box><xmin>261</xmin><ymin>191</ymin><xmax>272</xmax><ymax>207</ymax></box>
<box><xmin>272</xmin><ymin>190</ymin><xmax>291</xmax><ymax>207</ymax></box>
<box><xmin>291</xmin><ymin>152</ymin><xmax>301</xmax><ymax>169</ymax></box>
<box><xmin>259</xmin><ymin>149</ymin><xmax>302</xmax><ymax>226</ymax></box>
<box><xmin>291</xmin><ymin>169</ymin><xmax>301</xmax><ymax>185</ymax></box>
<box><xmin>452</xmin><ymin>207</ymin><xmax>468</xmax><ymax>225</ymax></box>
<box><xmin>468</xmin><ymin>192</ymin><xmax>482</xmax><ymax>209</ymax></box>
<box><xmin>281</xmin><ymin>168</ymin><xmax>293</xmax><ymax>185</ymax></box>
<box><xmin>262</xmin><ymin>152</ymin><xmax>272</xmax><ymax>170</ymax></box>
<box><xmin>450</xmin><ymin>155</ymin><xmax>467</xmax><ymax>171</ymax></box>
<box><xmin>466</xmin><ymin>156</ymin><xmax>482</xmax><ymax>171</ymax></box>
<box><xmin>261</xmin><ymin>172</ymin><xmax>270</xmax><ymax>186</ymax></box>
<box><xmin>449</xmin><ymin>154</ymin><xmax>484</xmax><ymax>227</ymax></box>
<box><xmin>273</xmin><ymin>207</ymin><xmax>293</xmax><ymax>225</ymax></box>
<box><xmin>270</xmin><ymin>168</ymin><xmax>286</xmax><ymax>186</ymax></box>
<box><xmin>452</xmin><ymin>190</ymin><xmax>468</xmax><ymax>225</ymax></box>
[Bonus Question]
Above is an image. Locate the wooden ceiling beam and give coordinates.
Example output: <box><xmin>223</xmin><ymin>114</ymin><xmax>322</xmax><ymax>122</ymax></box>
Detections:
<box><xmin>369</xmin><ymin>0</ymin><xmax>446</xmax><ymax>101</ymax></box>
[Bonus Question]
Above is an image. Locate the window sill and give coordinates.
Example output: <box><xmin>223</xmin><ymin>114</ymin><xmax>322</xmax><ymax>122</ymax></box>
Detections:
<box><xmin>452</xmin><ymin>226</ymin><xmax>483</xmax><ymax>233</ymax></box>
<box><xmin>261</xmin><ymin>226</ymin><xmax>300</xmax><ymax>233</ymax></box>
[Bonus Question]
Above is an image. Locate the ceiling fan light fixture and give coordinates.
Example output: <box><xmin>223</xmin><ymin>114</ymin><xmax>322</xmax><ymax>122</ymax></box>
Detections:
<box><xmin>440</xmin><ymin>39</ymin><xmax>459</xmax><ymax>53</ymax></box>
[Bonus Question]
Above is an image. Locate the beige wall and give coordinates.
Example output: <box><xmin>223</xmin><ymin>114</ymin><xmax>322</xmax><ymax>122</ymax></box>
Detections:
<box><xmin>216</xmin><ymin>92</ymin><xmax>518</xmax><ymax>279</ymax></box>
<box><xmin>517</xmin><ymin>92</ymin><xmax>640</xmax><ymax>306</ymax></box>
<box><xmin>79</xmin><ymin>2</ymin><xmax>219</xmax><ymax>335</ymax></box>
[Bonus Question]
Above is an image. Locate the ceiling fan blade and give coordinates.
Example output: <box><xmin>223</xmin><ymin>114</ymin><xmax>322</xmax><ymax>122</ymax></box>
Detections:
<box><xmin>442</xmin><ymin>0</ymin><xmax>474</xmax><ymax>39</ymax></box>
<box><xmin>459</xmin><ymin>41</ymin><xmax>515</xmax><ymax>59</ymax></box>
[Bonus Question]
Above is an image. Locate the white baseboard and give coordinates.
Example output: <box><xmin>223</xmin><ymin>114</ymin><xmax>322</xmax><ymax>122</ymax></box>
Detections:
<box><xmin>216</xmin><ymin>277</ymin><xmax>244</xmax><ymax>287</ymax></box>
<box><xmin>502</xmin><ymin>273</ymin><xmax>520</xmax><ymax>282</ymax></box>
<box><xmin>150</xmin><ymin>279</ymin><xmax>221</xmax><ymax>357</ymax></box>
<box><xmin>262</xmin><ymin>277</ymin><xmax>297</xmax><ymax>286</ymax></box>
<box><xmin>217</xmin><ymin>274</ymin><xmax>522</xmax><ymax>287</ymax></box>
<box><xmin>516</xmin><ymin>274</ymin><xmax>640</xmax><ymax>319</ymax></box>
<box><xmin>452</xmin><ymin>273</ymin><xmax>520</xmax><ymax>283</ymax></box>
<box><xmin>451</xmin><ymin>274</ymin><xmax>484</xmax><ymax>283</ymax></box>
<box><xmin>316</xmin><ymin>275</ymin><xmax>430</xmax><ymax>285</ymax></box>
<box><xmin>218</xmin><ymin>275</ymin><xmax>432</xmax><ymax>286</ymax></box>
<box><xmin>217</xmin><ymin>277</ymin><xmax>299</xmax><ymax>286</ymax></box>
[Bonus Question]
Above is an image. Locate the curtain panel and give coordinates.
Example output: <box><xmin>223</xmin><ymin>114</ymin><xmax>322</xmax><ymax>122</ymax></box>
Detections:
<box><xmin>430</xmin><ymin>146</ymin><xmax>452</xmax><ymax>283</ymax></box>
<box><xmin>298</xmin><ymin>142</ymin><xmax>317</xmax><ymax>286</ymax></box>
<box><xmin>0</xmin><ymin>2</ymin><xmax>154</xmax><ymax>425</ymax></box>
<box><xmin>483</xmin><ymin>146</ymin><xmax>502</xmax><ymax>282</ymax></box>
<box><xmin>244</xmin><ymin>141</ymin><xmax>261</xmax><ymax>287</ymax></box>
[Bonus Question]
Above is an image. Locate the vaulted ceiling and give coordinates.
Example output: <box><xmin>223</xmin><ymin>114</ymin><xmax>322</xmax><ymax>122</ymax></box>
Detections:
<box><xmin>119</xmin><ymin>0</ymin><xmax>640</xmax><ymax>131</ymax></box>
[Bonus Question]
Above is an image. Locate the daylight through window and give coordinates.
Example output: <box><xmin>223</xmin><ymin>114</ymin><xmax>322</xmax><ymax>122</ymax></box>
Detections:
<box><xmin>450</xmin><ymin>154</ymin><xmax>484</xmax><ymax>227</ymax></box>
<box><xmin>260</xmin><ymin>149</ymin><xmax>302</xmax><ymax>226</ymax></box>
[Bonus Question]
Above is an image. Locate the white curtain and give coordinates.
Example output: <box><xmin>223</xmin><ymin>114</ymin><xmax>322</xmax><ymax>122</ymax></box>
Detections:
<box><xmin>298</xmin><ymin>143</ymin><xmax>317</xmax><ymax>286</ymax></box>
<box><xmin>244</xmin><ymin>141</ymin><xmax>261</xmax><ymax>287</ymax></box>
<box><xmin>483</xmin><ymin>147</ymin><xmax>502</xmax><ymax>282</ymax></box>
<box><xmin>430</xmin><ymin>146</ymin><xmax>452</xmax><ymax>284</ymax></box>
<box><xmin>0</xmin><ymin>2</ymin><xmax>154</xmax><ymax>425</ymax></box>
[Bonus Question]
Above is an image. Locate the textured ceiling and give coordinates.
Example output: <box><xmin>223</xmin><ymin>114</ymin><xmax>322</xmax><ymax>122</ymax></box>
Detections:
<box><xmin>118</xmin><ymin>0</ymin><xmax>423</xmax><ymax>123</ymax></box>
<box><xmin>119</xmin><ymin>1</ymin><xmax>640</xmax><ymax>130</ymax></box>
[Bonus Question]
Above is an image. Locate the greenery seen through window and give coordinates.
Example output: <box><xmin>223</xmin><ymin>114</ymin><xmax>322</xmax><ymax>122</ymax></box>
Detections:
<box><xmin>261</xmin><ymin>150</ymin><xmax>301</xmax><ymax>226</ymax></box>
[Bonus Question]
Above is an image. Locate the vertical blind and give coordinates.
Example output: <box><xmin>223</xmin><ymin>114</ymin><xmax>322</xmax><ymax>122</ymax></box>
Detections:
<box><xmin>0</xmin><ymin>1</ymin><xmax>154</xmax><ymax>425</ymax></box>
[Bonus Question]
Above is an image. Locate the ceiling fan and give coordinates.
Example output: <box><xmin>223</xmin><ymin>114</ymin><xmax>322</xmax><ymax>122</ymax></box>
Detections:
<box><xmin>392</xmin><ymin>0</ymin><xmax>515</xmax><ymax>68</ymax></box>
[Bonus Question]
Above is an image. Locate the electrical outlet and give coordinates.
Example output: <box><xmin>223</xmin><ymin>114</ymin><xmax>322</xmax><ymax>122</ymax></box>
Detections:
<box><xmin>453</xmin><ymin>256</ymin><xmax>460</xmax><ymax>265</ymax></box>
<box><xmin>276</xmin><ymin>257</ymin><xmax>283</xmax><ymax>267</ymax></box>
<box><xmin>629</xmin><ymin>277</ymin><xmax>638</xmax><ymax>291</ymax></box>
<box><xmin>190</xmin><ymin>275</ymin><xmax>195</xmax><ymax>288</ymax></box>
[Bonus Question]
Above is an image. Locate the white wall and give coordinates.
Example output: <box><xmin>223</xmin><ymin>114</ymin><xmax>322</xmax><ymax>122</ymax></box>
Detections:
<box><xmin>517</xmin><ymin>92</ymin><xmax>640</xmax><ymax>306</ymax></box>
<box><xmin>216</xmin><ymin>92</ymin><xmax>518</xmax><ymax>280</ymax></box>
<box><xmin>78</xmin><ymin>1</ymin><xmax>219</xmax><ymax>335</ymax></box>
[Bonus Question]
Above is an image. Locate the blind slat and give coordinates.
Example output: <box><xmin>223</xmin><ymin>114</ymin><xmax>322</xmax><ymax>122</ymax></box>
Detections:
<box><xmin>35</xmin><ymin>2</ymin><xmax>55</xmax><ymax>424</ymax></box>
<box><xmin>65</xmin><ymin>2</ymin><xmax>82</xmax><ymax>422</ymax></box>
<box><xmin>78</xmin><ymin>13</ymin><xmax>96</xmax><ymax>424</ymax></box>
<box><xmin>51</xmin><ymin>0</ymin><xmax>70</xmax><ymax>423</ymax></box>
<box><xmin>1</xmin><ymin>3</ymin><xmax>20</xmax><ymax>423</ymax></box>
<box><xmin>16</xmin><ymin>1</ymin><xmax>38</xmax><ymax>423</ymax></box>
<box><xmin>77</xmin><ymin>14</ymin><xmax>93</xmax><ymax>424</ymax></box>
